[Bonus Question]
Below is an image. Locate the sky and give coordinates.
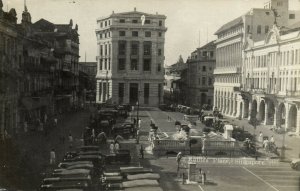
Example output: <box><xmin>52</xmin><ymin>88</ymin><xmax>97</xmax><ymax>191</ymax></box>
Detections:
<box><xmin>3</xmin><ymin>0</ymin><xmax>300</xmax><ymax>65</ymax></box>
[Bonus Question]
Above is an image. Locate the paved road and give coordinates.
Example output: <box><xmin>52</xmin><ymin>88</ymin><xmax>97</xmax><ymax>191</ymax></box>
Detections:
<box><xmin>135</xmin><ymin>108</ymin><xmax>300</xmax><ymax>191</ymax></box>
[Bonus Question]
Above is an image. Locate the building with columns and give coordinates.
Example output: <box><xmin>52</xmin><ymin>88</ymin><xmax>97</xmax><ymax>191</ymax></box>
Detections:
<box><xmin>95</xmin><ymin>8</ymin><xmax>167</xmax><ymax>106</ymax></box>
<box><xmin>213</xmin><ymin>0</ymin><xmax>299</xmax><ymax>118</ymax></box>
<box><xmin>0</xmin><ymin>2</ymin><xmax>20</xmax><ymax>138</ymax></box>
<box><xmin>186</xmin><ymin>41</ymin><xmax>216</xmax><ymax>108</ymax></box>
<box><xmin>242</xmin><ymin>24</ymin><xmax>300</xmax><ymax>133</ymax></box>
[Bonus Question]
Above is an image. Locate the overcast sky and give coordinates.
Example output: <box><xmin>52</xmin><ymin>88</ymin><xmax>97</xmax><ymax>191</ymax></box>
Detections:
<box><xmin>4</xmin><ymin>0</ymin><xmax>300</xmax><ymax>65</ymax></box>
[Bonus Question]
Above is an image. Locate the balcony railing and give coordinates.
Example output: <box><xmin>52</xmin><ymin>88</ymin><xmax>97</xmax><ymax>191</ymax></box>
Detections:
<box><xmin>286</xmin><ymin>90</ymin><xmax>300</xmax><ymax>97</ymax></box>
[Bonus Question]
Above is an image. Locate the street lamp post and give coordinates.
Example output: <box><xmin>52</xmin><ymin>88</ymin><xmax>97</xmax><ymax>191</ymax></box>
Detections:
<box><xmin>280</xmin><ymin>116</ymin><xmax>286</xmax><ymax>161</ymax></box>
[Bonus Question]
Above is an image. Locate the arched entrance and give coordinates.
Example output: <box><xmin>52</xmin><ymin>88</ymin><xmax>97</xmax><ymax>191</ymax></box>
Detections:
<box><xmin>250</xmin><ymin>100</ymin><xmax>257</xmax><ymax>120</ymax></box>
<box><xmin>258</xmin><ymin>100</ymin><xmax>265</xmax><ymax>122</ymax></box>
<box><xmin>278</xmin><ymin>103</ymin><xmax>286</xmax><ymax>128</ymax></box>
<box><xmin>239</xmin><ymin>102</ymin><xmax>243</xmax><ymax>118</ymax></box>
<box><xmin>243</xmin><ymin>100</ymin><xmax>249</xmax><ymax>118</ymax></box>
<box><xmin>267</xmin><ymin>101</ymin><xmax>275</xmax><ymax>125</ymax></box>
<box><xmin>288</xmin><ymin>105</ymin><xmax>297</xmax><ymax>132</ymax></box>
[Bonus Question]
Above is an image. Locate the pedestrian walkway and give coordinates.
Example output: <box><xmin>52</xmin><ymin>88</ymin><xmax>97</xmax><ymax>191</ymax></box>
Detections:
<box><xmin>226</xmin><ymin>117</ymin><xmax>300</xmax><ymax>160</ymax></box>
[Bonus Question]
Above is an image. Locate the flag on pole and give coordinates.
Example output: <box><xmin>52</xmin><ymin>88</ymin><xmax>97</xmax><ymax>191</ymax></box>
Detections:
<box><xmin>141</xmin><ymin>15</ymin><xmax>145</xmax><ymax>26</ymax></box>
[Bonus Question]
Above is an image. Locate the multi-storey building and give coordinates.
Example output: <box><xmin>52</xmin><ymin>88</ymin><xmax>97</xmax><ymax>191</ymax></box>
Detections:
<box><xmin>32</xmin><ymin>18</ymin><xmax>80</xmax><ymax>112</ymax></box>
<box><xmin>242</xmin><ymin>24</ymin><xmax>300</xmax><ymax>133</ymax></box>
<box><xmin>95</xmin><ymin>8</ymin><xmax>167</xmax><ymax>106</ymax></box>
<box><xmin>186</xmin><ymin>41</ymin><xmax>216</xmax><ymax>108</ymax></box>
<box><xmin>18</xmin><ymin>6</ymin><xmax>56</xmax><ymax>128</ymax></box>
<box><xmin>79</xmin><ymin>62</ymin><xmax>97</xmax><ymax>103</ymax></box>
<box><xmin>164</xmin><ymin>64</ymin><xmax>182</xmax><ymax>104</ymax></box>
<box><xmin>213</xmin><ymin>0</ymin><xmax>299</xmax><ymax>118</ymax></box>
<box><xmin>0</xmin><ymin>2</ymin><xmax>21</xmax><ymax>137</ymax></box>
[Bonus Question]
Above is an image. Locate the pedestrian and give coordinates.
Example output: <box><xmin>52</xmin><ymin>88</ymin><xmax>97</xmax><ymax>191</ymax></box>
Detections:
<box><xmin>201</xmin><ymin>171</ymin><xmax>206</xmax><ymax>185</ymax></box>
<box><xmin>91</xmin><ymin>128</ymin><xmax>95</xmax><ymax>144</ymax></box>
<box><xmin>44</xmin><ymin>114</ymin><xmax>48</xmax><ymax>124</ymax></box>
<box><xmin>176</xmin><ymin>152</ymin><xmax>183</xmax><ymax>174</ymax></box>
<box><xmin>270</xmin><ymin>135</ymin><xmax>275</xmax><ymax>143</ymax></box>
<box><xmin>136</xmin><ymin>128</ymin><xmax>140</xmax><ymax>144</ymax></box>
<box><xmin>50</xmin><ymin>149</ymin><xmax>56</xmax><ymax>165</ymax></box>
<box><xmin>258</xmin><ymin>131</ymin><xmax>263</xmax><ymax>143</ymax></box>
<box><xmin>114</xmin><ymin>141</ymin><xmax>120</xmax><ymax>153</ymax></box>
<box><xmin>140</xmin><ymin>144</ymin><xmax>144</xmax><ymax>159</ymax></box>
<box><xmin>54</xmin><ymin>117</ymin><xmax>58</xmax><ymax>127</ymax></box>
<box><xmin>133</xmin><ymin>118</ymin><xmax>137</xmax><ymax>126</ymax></box>
<box><xmin>110</xmin><ymin>142</ymin><xmax>115</xmax><ymax>154</ymax></box>
<box><xmin>138</xmin><ymin>119</ymin><xmax>141</xmax><ymax>129</ymax></box>
<box><xmin>68</xmin><ymin>133</ymin><xmax>73</xmax><ymax>149</ymax></box>
<box><xmin>39</xmin><ymin>122</ymin><xmax>44</xmax><ymax>132</ymax></box>
<box><xmin>24</xmin><ymin>121</ymin><xmax>28</xmax><ymax>133</ymax></box>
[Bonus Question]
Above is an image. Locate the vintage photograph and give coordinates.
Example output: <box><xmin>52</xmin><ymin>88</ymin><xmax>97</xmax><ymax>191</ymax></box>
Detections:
<box><xmin>0</xmin><ymin>0</ymin><xmax>300</xmax><ymax>190</ymax></box>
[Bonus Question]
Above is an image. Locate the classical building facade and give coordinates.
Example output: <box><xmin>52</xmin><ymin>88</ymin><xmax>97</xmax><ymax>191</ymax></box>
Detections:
<box><xmin>213</xmin><ymin>0</ymin><xmax>299</xmax><ymax>118</ymax></box>
<box><xmin>95</xmin><ymin>8</ymin><xmax>167</xmax><ymax>106</ymax></box>
<box><xmin>0</xmin><ymin>2</ymin><xmax>20</xmax><ymax>137</ymax></box>
<box><xmin>242</xmin><ymin>25</ymin><xmax>300</xmax><ymax>133</ymax></box>
<box><xmin>186</xmin><ymin>41</ymin><xmax>215</xmax><ymax>108</ymax></box>
<box><xmin>32</xmin><ymin>18</ymin><xmax>80</xmax><ymax>112</ymax></box>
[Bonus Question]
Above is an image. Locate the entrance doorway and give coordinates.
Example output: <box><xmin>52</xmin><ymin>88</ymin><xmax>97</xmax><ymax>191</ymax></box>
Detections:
<box><xmin>130</xmin><ymin>83</ymin><xmax>138</xmax><ymax>104</ymax></box>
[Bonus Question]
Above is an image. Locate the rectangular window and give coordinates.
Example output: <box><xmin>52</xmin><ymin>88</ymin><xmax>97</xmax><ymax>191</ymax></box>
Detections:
<box><xmin>158</xmin><ymin>32</ymin><xmax>162</xmax><ymax>37</ymax></box>
<box><xmin>118</xmin><ymin>83</ymin><xmax>124</xmax><ymax>104</ymax></box>
<box><xmin>105</xmin><ymin>44</ymin><xmax>107</xmax><ymax>55</ymax></box>
<box><xmin>145</xmin><ymin>19</ymin><xmax>151</xmax><ymax>24</ymax></box>
<box><xmin>247</xmin><ymin>25</ymin><xmax>250</xmax><ymax>33</ymax></box>
<box><xmin>210</xmin><ymin>51</ymin><xmax>214</xmax><ymax>58</ymax></box>
<box><xmin>131</xmin><ymin>41</ymin><xmax>139</xmax><ymax>55</ymax></box>
<box><xmin>132</xmin><ymin>31</ymin><xmax>138</xmax><ymax>37</ymax></box>
<box><xmin>118</xmin><ymin>58</ymin><xmax>126</xmax><ymax>70</ymax></box>
<box><xmin>99</xmin><ymin>82</ymin><xmax>102</xmax><ymax>101</ymax></box>
<box><xmin>257</xmin><ymin>25</ymin><xmax>261</xmax><ymax>34</ymax></box>
<box><xmin>202</xmin><ymin>66</ymin><xmax>206</xmax><ymax>72</ymax></box>
<box><xmin>118</xmin><ymin>41</ymin><xmax>126</xmax><ymax>55</ymax></box>
<box><xmin>145</xmin><ymin>31</ymin><xmax>151</xmax><ymax>37</ymax></box>
<box><xmin>131</xmin><ymin>59</ymin><xmax>138</xmax><ymax>70</ymax></box>
<box><xmin>143</xmin><ymin>59</ymin><xmax>151</xmax><ymax>71</ymax></box>
<box><xmin>157</xmin><ymin>63</ymin><xmax>161</xmax><ymax>72</ymax></box>
<box><xmin>105</xmin><ymin>21</ymin><xmax>107</xmax><ymax>27</ymax></box>
<box><xmin>265</xmin><ymin>26</ymin><xmax>269</xmax><ymax>33</ymax></box>
<box><xmin>144</xmin><ymin>83</ymin><xmax>149</xmax><ymax>104</ymax></box>
<box><xmin>202</xmin><ymin>77</ymin><xmax>206</xmax><ymax>85</ymax></box>
<box><xmin>202</xmin><ymin>51</ymin><xmax>207</xmax><ymax>57</ymax></box>
<box><xmin>119</xmin><ymin>31</ymin><xmax>125</xmax><ymax>36</ymax></box>
<box><xmin>159</xmin><ymin>20</ymin><xmax>162</xmax><ymax>26</ymax></box>
<box><xmin>132</xmin><ymin>19</ymin><xmax>138</xmax><ymax>23</ymax></box>
<box><xmin>100</xmin><ymin>22</ymin><xmax>103</xmax><ymax>27</ymax></box>
<box><xmin>100</xmin><ymin>45</ymin><xmax>103</xmax><ymax>55</ymax></box>
<box><xmin>158</xmin><ymin>49</ymin><xmax>162</xmax><ymax>56</ymax></box>
<box><xmin>120</xmin><ymin>19</ymin><xmax>125</xmax><ymax>23</ymax></box>
<box><xmin>289</xmin><ymin>14</ymin><xmax>295</xmax><ymax>19</ymax></box>
<box><xmin>103</xmin><ymin>83</ymin><xmax>106</xmax><ymax>102</ymax></box>
<box><xmin>208</xmin><ymin>77</ymin><xmax>212</xmax><ymax>86</ymax></box>
<box><xmin>143</xmin><ymin>41</ymin><xmax>151</xmax><ymax>55</ymax></box>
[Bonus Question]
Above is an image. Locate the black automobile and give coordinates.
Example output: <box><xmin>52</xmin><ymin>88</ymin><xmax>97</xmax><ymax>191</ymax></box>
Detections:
<box><xmin>105</xmin><ymin>149</ymin><xmax>131</xmax><ymax>165</ymax></box>
<box><xmin>112</xmin><ymin>123</ymin><xmax>136</xmax><ymax>139</ymax></box>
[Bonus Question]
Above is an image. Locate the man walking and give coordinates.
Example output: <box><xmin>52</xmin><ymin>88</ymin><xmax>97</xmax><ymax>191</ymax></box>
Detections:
<box><xmin>50</xmin><ymin>149</ymin><xmax>56</xmax><ymax>165</ymax></box>
<box><xmin>176</xmin><ymin>152</ymin><xmax>183</xmax><ymax>174</ymax></box>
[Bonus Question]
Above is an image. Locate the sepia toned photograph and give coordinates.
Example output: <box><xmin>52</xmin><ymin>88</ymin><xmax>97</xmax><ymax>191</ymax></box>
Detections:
<box><xmin>0</xmin><ymin>0</ymin><xmax>300</xmax><ymax>190</ymax></box>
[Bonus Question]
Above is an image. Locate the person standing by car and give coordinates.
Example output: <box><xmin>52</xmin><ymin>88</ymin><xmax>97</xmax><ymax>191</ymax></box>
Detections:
<box><xmin>114</xmin><ymin>141</ymin><xmax>120</xmax><ymax>154</ymax></box>
<box><xmin>50</xmin><ymin>149</ymin><xmax>56</xmax><ymax>165</ymax></box>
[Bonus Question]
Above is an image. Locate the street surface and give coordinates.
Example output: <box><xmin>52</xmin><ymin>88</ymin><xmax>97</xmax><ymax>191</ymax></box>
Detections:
<box><xmin>9</xmin><ymin>106</ymin><xmax>300</xmax><ymax>191</ymax></box>
<box><xmin>135</xmin><ymin>107</ymin><xmax>300</xmax><ymax>191</ymax></box>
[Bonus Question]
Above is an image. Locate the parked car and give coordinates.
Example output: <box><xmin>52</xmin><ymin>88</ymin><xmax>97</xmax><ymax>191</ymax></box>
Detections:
<box><xmin>105</xmin><ymin>149</ymin><xmax>131</xmax><ymax>165</ymax></box>
<box><xmin>290</xmin><ymin>159</ymin><xmax>300</xmax><ymax>170</ymax></box>
<box><xmin>112</xmin><ymin>123</ymin><xmax>136</xmax><ymax>139</ymax></box>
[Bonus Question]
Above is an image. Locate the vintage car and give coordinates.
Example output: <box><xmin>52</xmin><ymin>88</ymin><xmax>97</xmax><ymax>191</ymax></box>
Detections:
<box><xmin>40</xmin><ymin>180</ymin><xmax>90</xmax><ymax>191</ymax></box>
<box><xmin>112</xmin><ymin>123</ymin><xmax>136</xmax><ymax>139</ymax></box>
<box><xmin>105</xmin><ymin>149</ymin><xmax>131</xmax><ymax>165</ymax></box>
<box><xmin>291</xmin><ymin>159</ymin><xmax>300</xmax><ymax>170</ymax></box>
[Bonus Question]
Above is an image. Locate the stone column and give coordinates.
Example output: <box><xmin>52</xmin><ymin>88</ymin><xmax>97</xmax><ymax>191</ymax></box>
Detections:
<box><xmin>285</xmin><ymin>103</ymin><xmax>289</xmax><ymax>130</ymax></box>
<box><xmin>240</xmin><ymin>101</ymin><xmax>244</xmax><ymax>118</ymax></box>
<box><xmin>274</xmin><ymin>106</ymin><xmax>278</xmax><ymax>127</ymax></box>
<box><xmin>296</xmin><ymin>106</ymin><xmax>300</xmax><ymax>135</ymax></box>
<box><xmin>248</xmin><ymin>101</ymin><xmax>252</xmax><ymax>120</ymax></box>
<box><xmin>263</xmin><ymin>101</ymin><xmax>268</xmax><ymax>125</ymax></box>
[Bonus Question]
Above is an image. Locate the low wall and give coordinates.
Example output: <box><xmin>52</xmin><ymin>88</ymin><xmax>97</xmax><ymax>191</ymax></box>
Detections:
<box><xmin>152</xmin><ymin>139</ymin><xmax>190</xmax><ymax>156</ymax></box>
